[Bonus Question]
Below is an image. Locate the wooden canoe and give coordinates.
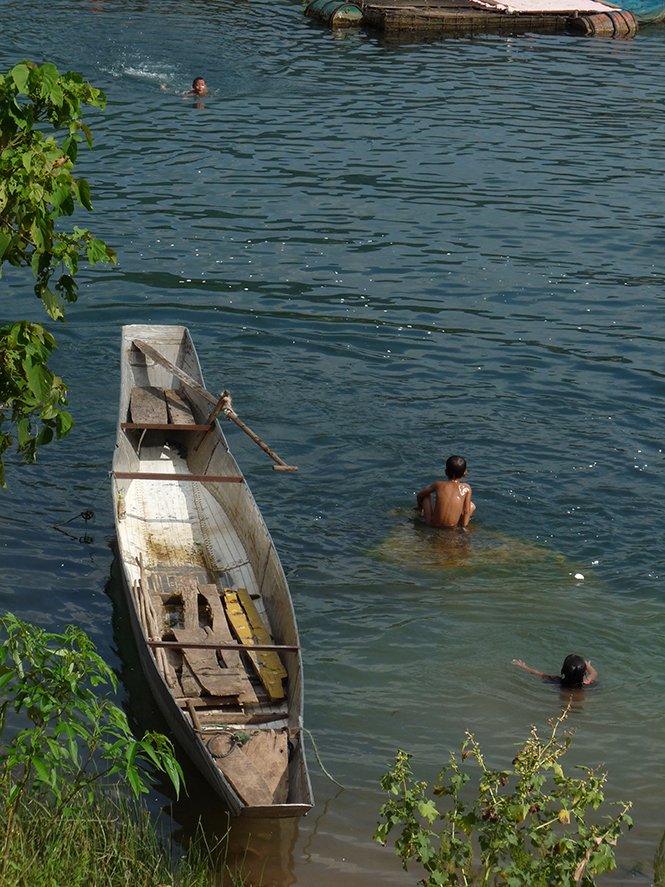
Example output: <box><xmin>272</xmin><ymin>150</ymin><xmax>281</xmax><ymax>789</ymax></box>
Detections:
<box><xmin>112</xmin><ymin>325</ymin><xmax>313</xmax><ymax>817</ymax></box>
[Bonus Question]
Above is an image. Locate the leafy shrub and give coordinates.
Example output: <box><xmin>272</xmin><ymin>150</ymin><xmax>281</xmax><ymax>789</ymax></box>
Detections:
<box><xmin>375</xmin><ymin>710</ymin><xmax>632</xmax><ymax>886</ymax></box>
<box><xmin>0</xmin><ymin>613</ymin><xmax>183</xmax><ymax>878</ymax></box>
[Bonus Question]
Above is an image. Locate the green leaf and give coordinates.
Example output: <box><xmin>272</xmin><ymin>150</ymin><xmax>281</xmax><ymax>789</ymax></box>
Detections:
<box><xmin>0</xmin><ymin>60</ymin><xmax>114</xmax><ymax>483</ymax></box>
<box><xmin>10</xmin><ymin>62</ymin><xmax>31</xmax><ymax>93</ymax></box>
<box><xmin>22</xmin><ymin>357</ymin><xmax>51</xmax><ymax>400</ymax></box>
<box><xmin>86</xmin><ymin>237</ymin><xmax>107</xmax><ymax>264</ymax></box>
<box><xmin>376</xmin><ymin>709</ymin><xmax>631</xmax><ymax>887</ymax></box>
<box><xmin>17</xmin><ymin>417</ymin><xmax>31</xmax><ymax>447</ymax></box>
<box><xmin>80</xmin><ymin>122</ymin><xmax>93</xmax><ymax>148</ymax></box>
<box><xmin>127</xmin><ymin>766</ymin><xmax>144</xmax><ymax>798</ymax></box>
<box><xmin>39</xmin><ymin>63</ymin><xmax>60</xmax><ymax>97</ymax></box>
<box><xmin>32</xmin><ymin>756</ymin><xmax>50</xmax><ymax>784</ymax></box>
<box><xmin>418</xmin><ymin>799</ymin><xmax>439</xmax><ymax>824</ymax></box>
<box><xmin>163</xmin><ymin>756</ymin><xmax>183</xmax><ymax>799</ymax></box>
<box><xmin>0</xmin><ymin>232</ymin><xmax>13</xmax><ymax>261</ymax></box>
<box><xmin>77</xmin><ymin>178</ymin><xmax>92</xmax><ymax>211</ymax></box>
<box><xmin>36</xmin><ymin>426</ymin><xmax>54</xmax><ymax>447</ymax></box>
<box><xmin>37</xmin><ymin>286</ymin><xmax>64</xmax><ymax>321</ymax></box>
<box><xmin>7</xmin><ymin>781</ymin><xmax>22</xmax><ymax>806</ymax></box>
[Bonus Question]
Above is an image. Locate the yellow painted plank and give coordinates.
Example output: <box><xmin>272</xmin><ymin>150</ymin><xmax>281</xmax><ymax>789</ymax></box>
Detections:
<box><xmin>223</xmin><ymin>589</ymin><xmax>285</xmax><ymax>701</ymax></box>
<box><xmin>236</xmin><ymin>587</ymin><xmax>287</xmax><ymax>679</ymax></box>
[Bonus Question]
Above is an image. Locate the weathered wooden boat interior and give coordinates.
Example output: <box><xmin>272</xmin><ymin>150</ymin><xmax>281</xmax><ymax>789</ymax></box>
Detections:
<box><xmin>114</xmin><ymin>328</ymin><xmax>310</xmax><ymax>814</ymax></box>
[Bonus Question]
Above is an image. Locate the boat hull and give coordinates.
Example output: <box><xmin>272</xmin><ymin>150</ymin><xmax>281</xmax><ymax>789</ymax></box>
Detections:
<box><xmin>112</xmin><ymin>325</ymin><xmax>313</xmax><ymax>817</ymax></box>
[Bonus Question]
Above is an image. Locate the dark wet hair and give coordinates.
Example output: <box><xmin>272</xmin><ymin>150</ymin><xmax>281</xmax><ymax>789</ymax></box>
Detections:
<box><xmin>560</xmin><ymin>654</ymin><xmax>587</xmax><ymax>688</ymax></box>
<box><xmin>446</xmin><ymin>455</ymin><xmax>467</xmax><ymax>479</ymax></box>
<box><xmin>192</xmin><ymin>77</ymin><xmax>205</xmax><ymax>87</ymax></box>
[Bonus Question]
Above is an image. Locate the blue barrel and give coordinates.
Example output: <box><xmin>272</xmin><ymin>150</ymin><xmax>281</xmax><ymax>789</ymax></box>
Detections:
<box><xmin>305</xmin><ymin>0</ymin><xmax>363</xmax><ymax>26</ymax></box>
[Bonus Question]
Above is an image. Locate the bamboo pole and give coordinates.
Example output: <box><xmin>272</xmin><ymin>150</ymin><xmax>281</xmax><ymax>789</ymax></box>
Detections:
<box><xmin>136</xmin><ymin>556</ymin><xmax>177</xmax><ymax>689</ymax></box>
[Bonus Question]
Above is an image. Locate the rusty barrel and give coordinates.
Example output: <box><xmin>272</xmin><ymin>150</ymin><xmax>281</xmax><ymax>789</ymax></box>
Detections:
<box><xmin>568</xmin><ymin>9</ymin><xmax>638</xmax><ymax>35</ymax></box>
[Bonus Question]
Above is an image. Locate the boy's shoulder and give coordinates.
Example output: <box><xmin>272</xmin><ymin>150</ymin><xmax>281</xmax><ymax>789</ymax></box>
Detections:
<box><xmin>439</xmin><ymin>479</ymin><xmax>471</xmax><ymax>494</ymax></box>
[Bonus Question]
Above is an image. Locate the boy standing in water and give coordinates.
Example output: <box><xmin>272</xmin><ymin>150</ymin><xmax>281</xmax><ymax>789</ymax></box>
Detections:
<box><xmin>415</xmin><ymin>455</ymin><xmax>476</xmax><ymax>529</ymax></box>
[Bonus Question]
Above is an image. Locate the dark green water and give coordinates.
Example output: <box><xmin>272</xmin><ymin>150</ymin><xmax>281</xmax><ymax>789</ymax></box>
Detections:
<box><xmin>2</xmin><ymin>2</ymin><xmax>665</xmax><ymax>883</ymax></box>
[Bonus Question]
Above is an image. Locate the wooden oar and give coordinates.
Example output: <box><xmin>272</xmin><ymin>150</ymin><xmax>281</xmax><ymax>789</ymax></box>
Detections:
<box><xmin>133</xmin><ymin>340</ymin><xmax>298</xmax><ymax>471</ymax></box>
<box><xmin>216</xmin><ymin>391</ymin><xmax>298</xmax><ymax>472</ymax></box>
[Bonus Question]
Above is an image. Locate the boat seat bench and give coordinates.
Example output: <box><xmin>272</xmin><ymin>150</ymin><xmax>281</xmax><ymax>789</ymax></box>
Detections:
<box><xmin>114</xmin><ymin>472</ymin><xmax>243</xmax><ymax>482</ymax></box>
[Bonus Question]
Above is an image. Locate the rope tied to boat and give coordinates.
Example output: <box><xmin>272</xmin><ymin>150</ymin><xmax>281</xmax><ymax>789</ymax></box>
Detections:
<box><xmin>301</xmin><ymin>727</ymin><xmax>345</xmax><ymax>788</ymax></box>
<box><xmin>52</xmin><ymin>509</ymin><xmax>95</xmax><ymax>528</ymax></box>
<box><xmin>203</xmin><ymin>726</ymin><xmax>253</xmax><ymax>759</ymax></box>
<box><xmin>219</xmin><ymin>389</ymin><xmax>234</xmax><ymax>418</ymax></box>
<box><xmin>51</xmin><ymin>470</ymin><xmax>111</xmax><ymax>532</ymax></box>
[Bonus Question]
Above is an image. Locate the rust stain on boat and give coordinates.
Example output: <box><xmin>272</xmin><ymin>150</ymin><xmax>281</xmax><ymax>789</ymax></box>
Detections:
<box><xmin>143</xmin><ymin>531</ymin><xmax>208</xmax><ymax>569</ymax></box>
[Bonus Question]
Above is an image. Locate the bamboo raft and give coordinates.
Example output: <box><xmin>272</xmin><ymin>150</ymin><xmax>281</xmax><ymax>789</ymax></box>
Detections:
<box><xmin>112</xmin><ymin>325</ymin><xmax>313</xmax><ymax>817</ymax></box>
<box><xmin>305</xmin><ymin>0</ymin><xmax>638</xmax><ymax>35</ymax></box>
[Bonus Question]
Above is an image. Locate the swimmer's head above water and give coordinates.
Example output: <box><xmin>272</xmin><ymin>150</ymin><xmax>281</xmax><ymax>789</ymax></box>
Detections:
<box><xmin>512</xmin><ymin>654</ymin><xmax>597</xmax><ymax>687</ymax></box>
<box><xmin>445</xmin><ymin>455</ymin><xmax>467</xmax><ymax>480</ymax></box>
<box><xmin>188</xmin><ymin>77</ymin><xmax>208</xmax><ymax>96</ymax></box>
<box><xmin>560</xmin><ymin>654</ymin><xmax>588</xmax><ymax>688</ymax></box>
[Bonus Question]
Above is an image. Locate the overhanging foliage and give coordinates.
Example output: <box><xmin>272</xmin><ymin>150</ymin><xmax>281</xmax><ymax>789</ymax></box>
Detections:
<box><xmin>0</xmin><ymin>60</ymin><xmax>116</xmax><ymax>485</ymax></box>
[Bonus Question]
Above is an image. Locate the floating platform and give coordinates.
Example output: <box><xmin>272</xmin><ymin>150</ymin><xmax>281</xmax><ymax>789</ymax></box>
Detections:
<box><xmin>305</xmin><ymin>0</ymin><xmax>639</xmax><ymax>35</ymax></box>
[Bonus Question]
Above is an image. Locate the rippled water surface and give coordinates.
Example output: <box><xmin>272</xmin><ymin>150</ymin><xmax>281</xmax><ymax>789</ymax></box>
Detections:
<box><xmin>3</xmin><ymin>1</ymin><xmax>665</xmax><ymax>883</ymax></box>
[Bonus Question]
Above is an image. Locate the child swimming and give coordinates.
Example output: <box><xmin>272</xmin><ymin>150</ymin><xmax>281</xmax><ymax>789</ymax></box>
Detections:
<box><xmin>512</xmin><ymin>654</ymin><xmax>597</xmax><ymax>688</ymax></box>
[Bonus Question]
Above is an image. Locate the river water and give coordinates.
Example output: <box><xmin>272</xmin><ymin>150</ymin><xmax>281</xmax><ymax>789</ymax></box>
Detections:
<box><xmin>2</xmin><ymin>1</ymin><xmax>665</xmax><ymax>884</ymax></box>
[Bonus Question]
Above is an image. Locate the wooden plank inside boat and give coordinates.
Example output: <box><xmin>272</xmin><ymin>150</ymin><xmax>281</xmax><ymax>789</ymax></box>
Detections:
<box><xmin>206</xmin><ymin>729</ymin><xmax>289</xmax><ymax>806</ymax></box>
<box><xmin>180</xmin><ymin>655</ymin><xmax>205</xmax><ymax>698</ymax></box>
<box><xmin>180</xmin><ymin>577</ymin><xmax>200</xmax><ymax>631</ymax></box>
<box><xmin>243</xmin><ymin>729</ymin><xmax>289</xmax><ymax>802</ymax></box>
<box><xmin>216</xmin><ymin>746</ymin><xmax>277</xmax><ymax>807</ymax></box>
<box><xmin>130</xmin><ymin>386</ymin><xmax>168</xmax><ymax>424</ymax></box>
<box><xmin>236</xmin><ymin>588</ymin><xmax>288</xmax><ymax>680</ymax></box>
<box><xmin>198</xmin><ymin>584</ymin><xmax>242</xmax><ymax>669</ymax></box>
<box><xmin>173</xmin><ymin>627</ymin><xmax>259</xmax><ymax>703</ymax></box>
<box><xmin>147</xmin><ymin>566</ymin><xmax>209</xmax><ymax>596</ymax></box>
<box><xmin>165</xmin><ymin>389</ymin><xmax>197</xmax><ymax>425</ymax></box>
<box><xmin>224</xmin><ymin>589</ymin><xmax>286</xmax><ymax>700</ymax></box>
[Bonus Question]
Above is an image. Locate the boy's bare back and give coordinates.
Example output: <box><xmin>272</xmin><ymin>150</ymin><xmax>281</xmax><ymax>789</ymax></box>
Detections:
<box><xmin>415</xmin><ymin>456</ymin><xmax>476</xmax><ymax>529</ymax></box>
<box><xmin>417</xmin><ymin>480</ymin><xmax>474</xmax><ymax>528</ymax></box>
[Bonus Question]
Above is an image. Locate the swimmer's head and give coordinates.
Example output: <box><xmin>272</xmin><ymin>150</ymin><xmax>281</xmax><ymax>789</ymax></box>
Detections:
<box><xmin>560</xmin><ymin>654</ymin><xmax>587</xmax><ymax>687</ymax></box>
<box><xmin>446</xmin><ymin>455</ymin><xmax>467</xmax><ymax>480</ymax></box>
<box><xmin>192</xmin><ymin>77</ymin><xmax>207</xmax><ymax>94</ymax></box>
